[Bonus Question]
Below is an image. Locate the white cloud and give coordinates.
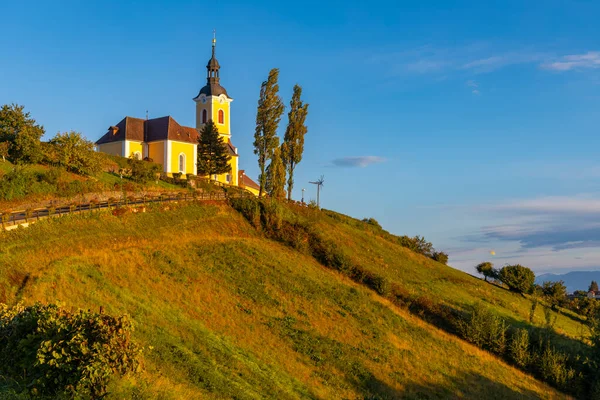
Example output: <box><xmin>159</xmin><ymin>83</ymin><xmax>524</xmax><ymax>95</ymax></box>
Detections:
<box><xmin>331</xmin><ymin>156</ymin><xmax>386</xmax><ymax>168</ymax></box>
<box><xmin>542</xmin><ymin>51</ymin><xmax>600</xmax><ymax>71</ymax></box>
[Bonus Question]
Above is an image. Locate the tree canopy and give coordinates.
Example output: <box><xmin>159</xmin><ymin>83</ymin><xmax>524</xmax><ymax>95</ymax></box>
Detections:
<box><xmin>476</xmin><ymin>262</ymin><xmax>497</xmax><ymax>282</ymax></box>
<box><xmin>197</xmin><ymin>120</ymin><xmax>231</xmax><ymax>179</ymax></box>
<box><xmin>254</xmin><ymin>68</ymin><xmax>284</xmax><ymax>196</ymax></box>
<box><xmin>265</xmin><ymin>145</ymin><xmax>286</xmax><ymax>199</ymax></box>
<box><xmin>281</xmin><ymin>84</ymin><xmax>308</xmax><ymax>200</ymax></box>
<box><xmin>499</xmin><ymin>265</ymin><xmax>535</xmax><ymax>294</ymax></box>
<box><xmin>0</xmin><ymin>103</ymin><xmax>44</xmax><ymax>164</ymax></box>
<box><xmin>590</xmin><ymin>280</ymin><xmax>599</xmax><ymax>292</ymax></box>
<box><xmin>541</xmin><ymin>280</ymin><xmax>567</xmax><ymax>310</ymax></box>
<box><xmin>49</xmin><ymin>131</ymin><xmax>104</xmax><ymax>176</ymax></box>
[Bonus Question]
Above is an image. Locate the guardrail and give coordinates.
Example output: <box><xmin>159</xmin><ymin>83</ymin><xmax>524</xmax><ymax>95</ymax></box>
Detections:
<box><xmin>0</xmin><ymin>190</ymin><xmax>249</xmax><ymax>230</ymax></box>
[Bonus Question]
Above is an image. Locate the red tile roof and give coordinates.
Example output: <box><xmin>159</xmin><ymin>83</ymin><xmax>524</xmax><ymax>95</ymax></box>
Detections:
<box><xmin>96</xmin><ymin>116</ymin><xmax>199</xmax><ymax>145</ymax></box>
<box><xmin>238</xmin><ymin>170</ymin><xmax>260</xmax><ymax>190</ymax></box>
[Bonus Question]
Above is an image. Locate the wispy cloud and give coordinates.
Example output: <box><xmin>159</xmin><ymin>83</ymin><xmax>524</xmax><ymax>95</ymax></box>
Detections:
<box><xmin>542</xmin><ymin>51</ymin><xmax>600</xmax><ymax>71</ymax></box>
<box><xmin>466</xmin><ymin>80</ymin><xmax>480</xmax><ymax>95</ymax></box>
<box><xmin>331</xmin><ymin>156</ymin><xmax>386</xmax><ymax>168</ymax></box>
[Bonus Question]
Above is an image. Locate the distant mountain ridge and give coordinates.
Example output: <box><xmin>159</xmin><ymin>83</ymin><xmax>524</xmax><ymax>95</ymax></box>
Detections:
<box><xmin>535</xmin><ymin>270</ymin><xmax>600</xmax><ymax>293</ymax></box>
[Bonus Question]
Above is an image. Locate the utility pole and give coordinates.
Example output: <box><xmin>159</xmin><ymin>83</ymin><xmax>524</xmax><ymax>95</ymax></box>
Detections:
<box><xmin>309</xmin><ymin>176</ymin><xmax>325</xmax><ymax>208</ymax></box>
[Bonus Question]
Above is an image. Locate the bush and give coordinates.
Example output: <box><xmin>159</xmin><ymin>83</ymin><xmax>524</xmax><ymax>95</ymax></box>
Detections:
<box><xmin>49</xmin><ymin>131</ymin><xmax>105</xmax><ymax>176</ymax></box>
<box><xmin>362</xmin><ymin>217</ymin><xmax>382</xmax><ymax>230</ymax></box>
<box><xmin>432</xmin><ymin>251</ymin><xmax>449</xmax><ymax>265</ymax></box>
<box><xmin>475</xmin><ymin>261</ymin><xmax>497</xmax><ymax>282</ymax></box>
<box><xmin>541</xmin><ymin>280</ymin><xmax>567</xmax><ymax>310</ymax></box>
<box><xmin>457</xmin><ymin>303</ymin><xmax>507</xmax><ymax>355</ymax></box>
<box><xmin>128</xmin><ymin>156</ymin><xmax>161</xmax><ymax>183</ymax></box>
<box><xmin>499</xmin><ymin>264</ymin><xmax>535</xmax><ymax>294</ymax></box>
<box><xmin>509</xmin><ymin>328</ymin><xmax>530</xmax><ymax>368</ymax></box>
<box><xmin>537</xmin><ymin>344</ymin><xmax>575</xmax><ymax>389</ymax></box>
<box><xmin>0</xmin><ymin>303</ymin><xmax>140</xmax><ymax>398</ymax></box>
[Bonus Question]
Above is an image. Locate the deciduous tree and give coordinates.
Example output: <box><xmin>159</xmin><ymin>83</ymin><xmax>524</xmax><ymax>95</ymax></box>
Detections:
<box><xmin>197</xmin><ymin>120</ymin><xmax>231</xmax><ymax>180</ymax></box>
<box><xmin>254</xmin><ymin>68</ymin><xmax>284</xmax><ymax>196</ymax></box>
<box><xmin>0</xmin><ymin>141</ymin><xmax>8</xmax><ymax>162</ymax></box>
<box><xmin>590</xmin><ymin>281</ymin><xmax>599</xmax><ymax>292</ymax></box>
<box><xmin>499</xmin><ymin>264</ymin><xmax>535</xmax><ymax>294</ymax></box>
<box><xmin>281</xmin><ymin>84</ymin><xmax>308</xmax><ymax>200</ymax></box>
<box><xmin>476</xmin><ymin>262</ymin><xmax>497</xmax><ymax>282</ymax></box>
<box><xmin>49</xmin><ymin>131</ymin><xmax>104</xmax><ymax>176</ymax></box>
<box><xmin>0</xmin><ymin>104</ymin><xmax>44</xmax><ymax>164</ymax></box>
<box><xmin>542</xmin><ymin>280</ymin><xmax>567</xmax><ymax>310</ymax></box>
<box><xmin>266</xmin><ymin>145</ymin><xmax>286</xmax><ymax>198</ymax></box>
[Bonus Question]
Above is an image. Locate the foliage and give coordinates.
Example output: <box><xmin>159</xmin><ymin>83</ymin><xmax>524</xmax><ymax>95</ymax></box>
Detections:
<box><xmin>541</xmin><ymin>281</ymin><xmax>567</xmax><ymax>310</ymax></box>
<box><xmin>590</xmin><ymin>280</ymin><xmax>599</xmax><ymax>292</ymax></box>
<box><xmin>499</xmin><ymin>264</ymin><xmax>535</xmax><ymax>294</ymax></box>
<box><xmin>432</xmin><ymin>251</ymin><xmax>449</xmax><ymax>265</ymax></box>
<box><xmin>0</xmin><ymin>141</ymin><xmax>8</xmax><ymax>161</ymax></box>
<box><xmin>361</xmin><ymin>217</ymin><xmax>382</xmax><ymax>229</ymax></box>
<box><xmin>197</xmin><ymin>120</ymin><xmax>231</xmax><ymax>179</ymax></box>
<box><xmin>0</xmin><ymin>104</ymin><xmax>44</xmax><ymax>164</ymax></box>
<box><xmin>48</xmin><ymin>131</ymin><xmax>105</xmax><ymax>176</ymax></box>
<box><xmin>128</xmin><ymin>156</ymin><xmax>161</xmax><ymax>183</ymax></box>
<box><xmin>0</xmin><ymin>303</ymin><xmax>140</xmax><ymax>398</ymax></box>
<box><xmin>254</xmin><ymin>68</ymin><xmax>284</xmax><ymax>196</ymax></box>
<box><xmin>509</xmin><ymin>328</ymin><xmax>530</xmax><ymax>368</ymax></box>
<box><xmin>281</xmin><ymin>84</ymin><xmax>308</xmax><ymax>201</ymax></box>
<box><xmin>457</xmin><ymin>303</ymin><xmax>507</xmax><ymax>355</ymax></box>
<box><xmin>266</xmin><ymin>145</ymin><xmax>286</xmax><ymax>198</ymax></box>
<box><xmin>475</xmin><ymin>261</ymin><xmax>497</xmax><ymax>282</ymax></box>
<box><xmin>398</xmin><ymin>235</ymin><xmax>434</xmax><ymax>257</ymax></box>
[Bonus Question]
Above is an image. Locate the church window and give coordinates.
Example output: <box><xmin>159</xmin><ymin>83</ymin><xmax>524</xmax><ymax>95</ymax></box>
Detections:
<box><xmin>202</xmin><ymin>109</ymin><xmax>207</xmax><ymax>124</ymax></box>
<box><xmin>179</xmin><ymin>153</ymin><xmax>186</xmax><ymax>174</ymax></box>
<box><xmin>218</xmin><ymin>109</ymin><xmax>224</xmax><ymax>124</ymax></box>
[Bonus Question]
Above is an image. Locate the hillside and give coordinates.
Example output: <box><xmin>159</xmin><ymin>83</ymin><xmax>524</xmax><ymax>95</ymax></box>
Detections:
<box><xmin>0</xmin><ymin>200</ymin><xmax>583</xmax><ymax>399</ymax></box>
<box><xmin>537</xmin><ymin>271</ymin><xmax>600</xmax><ymax>294</ymax></box>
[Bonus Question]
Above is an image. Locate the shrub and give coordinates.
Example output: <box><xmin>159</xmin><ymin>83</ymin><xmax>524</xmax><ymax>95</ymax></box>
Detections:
<box><xmin>128</xmin><ymin>156</ymin><xmax>161</xmax><ymax>183</ymax></box>
<box><xmin>432</xmin><ymin>251</ymin><xmax>449</xmax><ymax>265</ymax></box>
<box><xmin>509</xmin><ymin>328</ymin><xmax>530</xmax><ymax>368</ymax></box>
<box><xmin>0</xmin><ymin>303</ymin><xmax>140</xmax><ymax>398</ymax></box>
<box><xmin>457</xmin><ymin>303</ymin><xmax>507</xmax><ymax>355</ymax></box>
<box><xmin>498</xmin><ymin>264</ymin><xmax>535</xmax><ymax>294</ymax></box>
<box><xmin>541</xmin><ymin>280</ymin><xmax>567</xmax><ymax>310</ymax></box>
<box><xmin>362</xmin><ymin>217</ymin><xmax>382</xmax><ymax>230</ymax></box>
<box><xmin>537</xmin><ymin>344</ymin><xmax>575</xmax><ymax>389</ymax></box>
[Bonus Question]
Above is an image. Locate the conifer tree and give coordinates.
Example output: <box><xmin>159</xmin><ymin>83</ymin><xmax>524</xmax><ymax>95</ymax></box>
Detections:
<box><xmin>282</xmin><ymin>84</ymin><xmax>309</xmax><ymax>201</ymax></box>
<box><xmin>254</xmin><ymin>68</ymin><xmax>284</xmax><ymax>196</ymax></box>
<box><xmin>590</xmin><ymin>280</ymin><xmax>599</xmax><ymax>292</ymax></box>
<box><xmin>197</xmin><ymin>120</ymin><xmax>231</xmax><ymax>181</ymax></box>
<box><xmin>266</xmin><ymin>145</ymin><xmax>286</xmax><ymax>199</ymax></box>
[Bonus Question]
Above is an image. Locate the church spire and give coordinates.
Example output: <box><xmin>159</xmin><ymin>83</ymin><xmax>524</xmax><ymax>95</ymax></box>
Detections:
<box><xmin>194</xmin><ymin>31</ymin><xmax>229</xmax><ymax>99</ymax></box>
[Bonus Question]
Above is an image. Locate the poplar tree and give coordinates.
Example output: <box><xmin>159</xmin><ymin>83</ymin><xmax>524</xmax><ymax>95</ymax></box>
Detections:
<box><xmin>197</xmin><ymin>120</ymin><xmax>231</xmax><ymax>181</ymax></box>
<box><xmin>254</xmin><ymin>68</ymin><xmax>284</xmax><ymax>196</ymax></box>
<box><xmin>282</xmin><ymin>84</ymin><xmax>309</xmax><ymax>200</ymax></box>
<box><xmin>266</xmin><ymin>145</ymin><xmax>286</xmax><ymax>199</ymax></box>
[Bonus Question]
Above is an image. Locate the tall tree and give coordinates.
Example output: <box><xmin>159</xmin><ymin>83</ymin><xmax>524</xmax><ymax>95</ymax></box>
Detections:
<box><xmin>590</xmin><ymin>281</ymin><xmax>599</xmax><ymax>292</ymax></box>
<box><xmin>281</xmin><ymin>84</ymin><xmax>309</xmax><ymax>200</ymax></box>
<box><xmin>254</xmin><ymin>68</ymin><xmax>284</xmax><ymax>197</ymax></box>
<box><xmin>266</xmin><ymin>145</ymin><xmax>286</xmax><ymax>199</ymax></box>
<box><xmin>0</xmin><ymin>104</ymin><xmax>44</xmax><ymax>164</ymax></box>
<box><xmin>197</xmin><ymin>120</ymin><xmax>231</xmax><ymax>181</ymax></box>
<box><xmin>49</xmin><ymin>131</ymin><xmax>104</xmax><ymax>176</ymax></box>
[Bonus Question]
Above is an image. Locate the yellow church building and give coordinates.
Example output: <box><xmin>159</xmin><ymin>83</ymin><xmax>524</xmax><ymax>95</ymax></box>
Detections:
<box><xmin>96</xmin><ymin>37</ymin><xmax>254</xmax><ymax>190</ymax></box>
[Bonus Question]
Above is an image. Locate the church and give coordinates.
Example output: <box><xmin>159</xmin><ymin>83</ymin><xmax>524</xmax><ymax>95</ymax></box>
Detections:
<box><xmin>95</xmin><ymin>36</ymin><xmax>258</xmax><ymax>194</ymax></box>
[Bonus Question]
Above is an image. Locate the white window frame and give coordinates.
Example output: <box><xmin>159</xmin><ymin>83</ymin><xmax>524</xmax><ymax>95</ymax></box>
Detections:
<box><xmin>179</xmin><ymin>153</ymin><xmax>186</xmax><ymax>174</ymax></box>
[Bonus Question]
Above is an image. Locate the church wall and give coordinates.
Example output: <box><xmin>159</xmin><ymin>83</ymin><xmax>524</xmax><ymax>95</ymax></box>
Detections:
<box><xmin>127</xmin><ymin>141</ymin><xmax>143</xmax><ymax>159</ymax></box>
<box><xmin>97</xmin><ymin>142</ymin><xmax>123</xmax><ymax>157</ymax></box>
<box><xmin>211</xmin><ymin>96</ymin><xmax>230</xmax><ymax>136</ymax></box>
<box><xmin>148</xmin><ymin>141</ymin><xmax>165</xmax><ymax>167</ymax></box>
<box><xmin>170</xmin><ymin>141</ymin><xmax>196</xmax><ymax>175</ymax></box>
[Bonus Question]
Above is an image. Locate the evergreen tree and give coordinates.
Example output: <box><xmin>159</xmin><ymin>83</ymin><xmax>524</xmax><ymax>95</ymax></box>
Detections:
<box><xmin>197</xmin><ymin>120</ymin><xmax>231</xmax><ymax>180</ymax></box>
<box><xmin>254</xmin><ymin>68</ymin><xmax>284</xmax><ymax>196</ymax></box>
<box><xmin>0</xmin><ymin>104</ymin><xmax>44</xmax><ymax>164</ymax></box>
<box><xmin>590</xmin><ymin>281</ymin><xmax>599</xmax><ymax>292</ymax></box>
<box><xmin>266</xmin><ymin>145</ymin><xmax>286</xmax><ymax>199</ymax></box>
<box><xmin>282</xmin><ymin>84</ymin><xmax>309</xmax><ymax>201</ymax></box>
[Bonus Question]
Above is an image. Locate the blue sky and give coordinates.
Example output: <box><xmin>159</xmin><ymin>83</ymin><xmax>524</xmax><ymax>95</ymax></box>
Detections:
<box><xmin>2</xmin><ymin>0</ymin><xmax>600</xmax><ymax>275</ymax></box>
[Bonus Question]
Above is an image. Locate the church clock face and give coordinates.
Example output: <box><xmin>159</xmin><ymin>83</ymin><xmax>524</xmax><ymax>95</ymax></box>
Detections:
<box><xmin>201</xmin><ymin>96</ymin><xmax>207</xmax><ymax>104</ymax></box>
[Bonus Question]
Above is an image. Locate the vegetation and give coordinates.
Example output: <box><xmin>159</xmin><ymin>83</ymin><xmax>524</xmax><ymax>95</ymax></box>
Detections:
<box><xmin>197</xmin><ymin>120</ymin><xmax>231</xmax><ymax>179</ymax></box>
<box><xmin>541</xmin><ymin>280</ymin><xmax>567</xmax><ymax>310</ymax></box>
<box><xmin>0</xmin><ymin>104</ymin><xmax>44</xmax><ymax>164</ymax></box>
<box><xmin>0</xmin><ymin>201</ymin><xmax>573</xmax><ymax>399</ymax></box>
<box><xmin>254</xmin><ymin>68</ymin><xmax>284</xmax><ymax>196</ymax></box>
<box><xmin>499</xmin><ymin>265</ymin><xmax>536</xmax><ymax>294</ymax></box>
<box><xmin>48</xmin><ymin>131</ymin><xmax>105</xmax><ymax>176</ymax></box>
<box><xmin>0</xmin><ymin>303</ymin><xmax>139</xmax><ymax>398</ymax></box>
<box><xmin>281</xmin><ymin>84</ymin><xmax>308</xmax><ymax>201</ymax></box>
<box><xmin>476</xmin><ymin>261</ymin><xmax>497</xmax><ymax>282</ymax></box>
<box><xmin>265</xmin><ymin>146</ymin><xmax>286</xmax><ymax>198</ymax></box>
<box><xmin>590</xmin><ymin>280</ymin><xmax>599</xmax><ymax>292</ymax></box>
<box><xmin>128</xmin><ymin>156</ymin><xmax>162</xmax><ymax>183</ymax></box>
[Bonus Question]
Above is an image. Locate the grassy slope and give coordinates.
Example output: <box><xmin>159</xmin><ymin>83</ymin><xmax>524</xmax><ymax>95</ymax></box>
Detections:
<box><xmin>0</xmin><ymin>203</ymin><xmax>570</xmax><ymax>399</ymax></box>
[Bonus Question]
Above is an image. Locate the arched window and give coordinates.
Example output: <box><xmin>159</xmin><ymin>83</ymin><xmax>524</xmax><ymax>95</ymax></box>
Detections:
<box><xmin>218</xmin><ymin>109</ymin><xmax>224</xmax><ymax>124</ymax></box>
<box><xmin>133</xmin><ymin>151</ymin><xmax>142</xmax><ymax>160</ymax></box>
<box><xmin>179</xmin><ymin>153</ymin><xmax>186</xmax><ymax>174</ymax></box>
<box><xmin>201</xmin><ymin>109</ymin><xmax>207</xmax><ymax>124</ymax></box>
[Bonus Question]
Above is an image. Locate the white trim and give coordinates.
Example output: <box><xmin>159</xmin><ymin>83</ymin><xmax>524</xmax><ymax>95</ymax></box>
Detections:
<box><xmin>193</xmin><ymin>144</ymin><xmax>198</xmax><ymax>175</ymax></box>
<box><xmin>178</xmin><ymin>152</ymin><xmax>186</xmax><ymax>174</ymax></box>
<box><xmin>124</xmin><ymin>141</ymin><xmax>130</xmax><ymax>158</ymax></box>
<box><xmin>165</xmin><ymin>140</ymin><xmax>172</xmax><ymax>173</ymax></box>
<box><xmin>121</xmin><ymin>141</ymin><xmax>126</xmax><ymax>157</ymax></box>
<box><xmin>143</xmin><ymin>143</ymin><xmax>149</xmax><ymax>159</ymax></box>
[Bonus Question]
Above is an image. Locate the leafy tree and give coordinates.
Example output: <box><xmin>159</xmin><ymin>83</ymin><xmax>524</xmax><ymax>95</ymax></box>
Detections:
<box><xmin>542</xmin><ymin>280</ymin><xmax>567</xmax><ymax>310</ymax></box>
<box><xmin>266</xmin><ymin>145</ymin><xmax>286</xmax><ymax>198</ymax></box>
<box><xmin>197</xmin><ymin>120</ymin><xmax>231</xmax><ymax>180</ymax></box>
<box><xmin>0</xmin><ymin>141</ymin><xmax>8</xmax><ymax>161</ymax></box>
<box><xmin>281</xmin><ymin>84</ymin><xmax>308</xmax><ymax>200</ymax></box>
<box><xmin>49</xmin><ymin>131</ymin><xmax>104</xmax><ymax>175</ymax></box>
<box><xmin>0</xmin><ymin>104</ymin><xmax>44</xmax><ymax>164</ymax></box>
<box><xmin>362</xmin><ymin>217</ymin><xmax>382</xmax><ymax>229</ymax></box>
<box><xmin>476</xmin><ymin>261</ymin><xmax>497</xmax><ymax>282</ymax></box>
<box><xmin>499</xmin><ymin>264</ymin><xmax>535</xmax><ymax>294</ymax></box>
<box><xmin>254</xmin><ymin>68</ymin><xmax>284</xmax><ymax>196</ymax></box>
<box><xmin>432</xmin><ymin>251</ymin><xmax>449</xmax><ymax>265</ymax></box>
<box><xmin>590</xmin><ymin>280</ymin><xmax>599</xmax><ymax>292</ymax></box>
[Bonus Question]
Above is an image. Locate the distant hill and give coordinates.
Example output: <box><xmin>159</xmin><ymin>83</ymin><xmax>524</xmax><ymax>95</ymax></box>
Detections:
<box><xmin>536</xmin><ymin>270</ymin><xmax>600</xmax><ymax>293</ymax></box>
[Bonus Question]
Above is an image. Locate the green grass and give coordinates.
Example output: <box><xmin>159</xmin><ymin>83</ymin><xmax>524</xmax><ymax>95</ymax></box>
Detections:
<box><xmin>0</xmin><ymin>202</ymin><xmax>573</xmax><ymax>399</ymax></box>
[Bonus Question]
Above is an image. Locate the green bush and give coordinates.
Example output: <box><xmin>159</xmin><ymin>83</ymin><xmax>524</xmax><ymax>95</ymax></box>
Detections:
<box><xmin>499</xmin><ymin>264</ymin><xmax>535</xmax><ymax>294</ymax></box>
<box><xmin>0</xmin><ymin>303</ymin><xmax>140</xmax><ymax>398</ymax></box>
<box><xmin>432</xmin><ymin>251</ymin><xmax>449</xmax><ymax>265</ymax></box>
<box><xmin>536</xmin><ymin>344</ymin><xmax>575</xmax><ymax>389</ymax></box>
<box><xmin>508</xmin><ymin>328</ymin><xmax>530</xmax><ymax>368</ymax></box>
<box><xmin>457</xmin><ymin>303</ymin><xmax>507</xmax><ymax>355</ymax></box>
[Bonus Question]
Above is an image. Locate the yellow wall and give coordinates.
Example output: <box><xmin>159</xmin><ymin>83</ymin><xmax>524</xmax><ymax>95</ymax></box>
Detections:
<box><xmin>244</xmin><ymin>185</ymin><xmax>260</xmax><ymax>197</ymax></box>
<box><xmin>128</xmin><ymin>141</ymin><xmax>143</xmax><ymax>159</ymax></box>
<box><xmin>97</xmin><ymin>141</ymin><xmax>123</xmax><ymax>157</ymax></box>
<box><xmin>148</xmin><ymin>141</ymin><xmax>165</xmax><ymax>166</ymax></box>
<box><xmin>211</xmin><ymin>97</ymin><xmax>230</xmax><ymax>136</ymax></box>
<box><xmin>170</xmin><ymin>141</ymin><xmax>196</xmax><ymax>175</ymax></box>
